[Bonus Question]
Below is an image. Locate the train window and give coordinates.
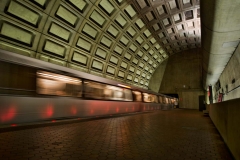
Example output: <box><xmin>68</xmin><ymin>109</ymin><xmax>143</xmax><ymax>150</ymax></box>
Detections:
<box><xmin>143</xmin><ymin>93</ymin><xmax>158</xmax><ymax>103</ymax></box>
<box><xmin>174</xmin><ymin>98</ymin><xmax>178</xmax><ymax>105</ymax></box>
<box><xmin>159</xmin><ymin>96</ymin><xmax>163</xmax><ymax>103</ymax></box>
<box><xmin>37</xmin><ymin>71</ymin><xmax>82</xmax><ymax>97</ymax></box>
<box><xmin>162</xmin><ymin>97</ymin><xmax>166</xmax><ymax>103</ymax></box>
<box><xmin>132</xmin><ymin>91</ymin><xmax>142</xmax><ymax>101</ymax></box>
<box><xmin>0</xmin><ymin>61</ymin><xmax>36</xmax><ymax>95</ymax></box>
<box><xmin>84</xmin><ymin>81</ymin><xmax>133</xmax><ymax>101</ymax></box>
<box><xmin>169</xmin><ymin>98</ymin><xmax>172</xmax><ymax>104</ymax></box>
<box><xmin>165</xmin><ymin>98</ymin><xmax>169</xmax><ymax>104</ymax></box>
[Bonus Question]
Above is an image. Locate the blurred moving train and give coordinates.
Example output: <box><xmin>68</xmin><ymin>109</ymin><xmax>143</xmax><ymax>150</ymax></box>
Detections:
<box><xmin>0</xmin><ymin>50</ymin><xmax>176</xmax><ymax>125</ymax></box>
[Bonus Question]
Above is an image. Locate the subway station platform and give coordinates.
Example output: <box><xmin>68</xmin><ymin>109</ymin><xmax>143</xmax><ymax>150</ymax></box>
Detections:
<box><xmin>0</xmin><ymin>109</ymin><xmax>233</xmax><ymax>160</ymax></box>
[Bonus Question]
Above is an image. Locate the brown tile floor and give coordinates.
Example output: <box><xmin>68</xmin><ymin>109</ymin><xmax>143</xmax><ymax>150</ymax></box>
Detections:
<box><xmin>0</xmin><ymin>109</ymin><xmax>233</xmax><ymax>160</ymax></box>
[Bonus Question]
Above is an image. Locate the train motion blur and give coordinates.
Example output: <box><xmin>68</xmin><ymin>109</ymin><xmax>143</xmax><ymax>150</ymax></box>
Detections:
<box><xmin>0</xmin><ymin>50</ymin><xmax>177</xmax><ymax>125</ymax></box>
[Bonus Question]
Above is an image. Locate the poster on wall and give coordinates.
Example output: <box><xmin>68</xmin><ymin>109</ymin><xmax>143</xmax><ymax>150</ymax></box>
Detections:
<box><xmin>218</xmin><ymin>93</ymin><xmax>223</xmax><ymax>102</ymax></box>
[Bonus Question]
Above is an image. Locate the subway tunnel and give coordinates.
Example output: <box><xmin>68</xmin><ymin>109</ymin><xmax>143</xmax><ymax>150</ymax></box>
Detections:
<box><xmin>0</xmin><ymin>0</ymin><xmax>240</xmax><ymax>159</ymax></box>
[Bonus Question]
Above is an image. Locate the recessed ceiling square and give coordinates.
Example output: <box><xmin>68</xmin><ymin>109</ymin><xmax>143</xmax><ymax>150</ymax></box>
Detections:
<box><xmin>146</xmin><ymin>11</ymin><xmax>155</xmax><ymax>21</ymax></box>
<box><xmin>185</xmin><ymin>10</ymin><xmax>194</xmax><ymax>20</ymax></box>
<box><xmin>125</xmin><ymin>5</ymin><xmax>136</xmax><ymax>18</ymax></box>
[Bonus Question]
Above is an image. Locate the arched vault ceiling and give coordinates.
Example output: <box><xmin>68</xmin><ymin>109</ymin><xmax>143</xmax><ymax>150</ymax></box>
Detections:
<box><xmin>0</xmin><ymin>0</ymin><xmax>200</xmax><ymax>89</ymax></box>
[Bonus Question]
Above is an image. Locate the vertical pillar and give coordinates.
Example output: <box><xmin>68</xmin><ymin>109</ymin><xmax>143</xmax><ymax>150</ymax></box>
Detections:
<box><xmin>209</xmin><ymin>85</ymin><xmax>213</xmax><ymax>104</ymax></box>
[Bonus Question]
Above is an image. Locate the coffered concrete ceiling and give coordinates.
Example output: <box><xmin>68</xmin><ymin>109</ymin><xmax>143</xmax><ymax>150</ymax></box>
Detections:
<box><xmin>0</xmin><ymin>0</ymin><xmax>200</xmax><ymax>89</ymax></box>
<box><xmin>131</xmin><ymin>0</ymin><xmax>201</xmax><ymax>54</ymax></box>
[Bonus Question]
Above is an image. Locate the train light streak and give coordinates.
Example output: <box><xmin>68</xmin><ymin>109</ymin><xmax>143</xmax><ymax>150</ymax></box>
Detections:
<box><xmin>117</xmin><ymin>84</ymin><xmax>131</xmax><ymax>89</ymax></box>
<box><xmin>37</xmin><ymin>71</ymin><xmax>81</xmax><ymax>83</ymax></box>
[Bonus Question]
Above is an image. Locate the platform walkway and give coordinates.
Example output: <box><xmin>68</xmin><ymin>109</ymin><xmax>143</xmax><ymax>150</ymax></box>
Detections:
<box><xmin>0</xmin><ymin>109</ymin><xmax>233</xmax><ymax>160</ymax></box>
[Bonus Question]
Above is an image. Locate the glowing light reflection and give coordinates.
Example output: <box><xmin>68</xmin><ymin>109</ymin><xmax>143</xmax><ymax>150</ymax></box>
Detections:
<box><xmin>90</xmin><ymin>109</ymin><xmax>94</xmax><ymax>114</ymax></box>
<box><xmin>71</xmin><ymin>106</ymin><xmax>77</xmax><ymax>115</ymax></box>
<box><xmin>105</xmin><ymin>105</ymin><xmax>110</xmax><ymax>113</ymax></box>
<box><xmin>41</xmin><ymin>104</ymin><xmax>54</xmax><ymax>118</ymax></box>
<box><xmin>0</xmin><ymin>106</ymin><xmax>16</xmax><ymax>122</ymax></box>
<box><xmin>46</xmin><ymin>106</ymin><xmax>53</xmax><ymax>117</ymax></box>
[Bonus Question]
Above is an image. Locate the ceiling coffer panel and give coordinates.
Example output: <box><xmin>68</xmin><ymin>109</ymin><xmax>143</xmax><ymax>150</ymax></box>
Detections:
<box><xmin>0</xmin><ymin>0</ymin><xmax>200</xmax><ymax>89</ymax></box>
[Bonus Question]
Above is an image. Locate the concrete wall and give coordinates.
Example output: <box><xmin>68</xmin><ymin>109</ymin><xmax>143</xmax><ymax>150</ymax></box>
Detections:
<box><xmin>209</xmin><ymin>99</ymin><xmax>240</xmax><ymax>160</ymax></box>
<box><xmin>159</xmin><ymin>48</ymin><xmax>202</xmax><ymax>93</ymax></box>
<box><xmin>213</xmin><ymin>45</ymin><xmax>240</xmax><ymax>102</ymax></box>
<box><xmin>158</xmin><ymin>48</ymin><xmax>204</xmax><ymax>109</ymax></box>
<box><xmin>149</xmin><ymin>60</ymin><xmax>168</xmax><ymax>92</ymax></box>
<box><xmin>179</xmin><ymin>90</ymin><xmax>204</xmax><ymax>109</ymax></box>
